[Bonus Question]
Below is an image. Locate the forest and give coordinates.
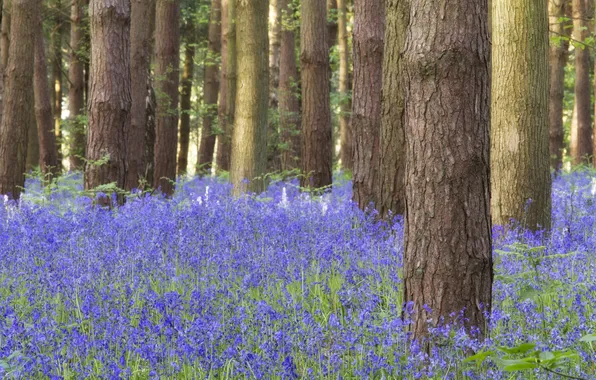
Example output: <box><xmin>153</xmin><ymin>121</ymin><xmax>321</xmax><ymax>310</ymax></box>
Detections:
<box><xmin>0</xmin><ymin>0</ymin><xmax>594</xmax><ymax>378</ymax></box>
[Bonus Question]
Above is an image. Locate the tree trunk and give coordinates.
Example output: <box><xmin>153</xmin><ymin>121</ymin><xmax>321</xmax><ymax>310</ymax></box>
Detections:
<box><xmin>153</xmin><ymin>0</ymin><xmax>180</xmax><ymax>195</ymax></box>
<box><xmin>215</xmin><ymin>0</ymin><xmax>235</xmax><ymax>173</ymax></box>
<box><xmin>230</xmin><ymin>0</ymin><xmax>269</xmax><ymax>195</ymax></box>
<box><xmin>266</xmin><ymin>0</ymin><xmax>282</xmax><ymax>173</ymax></box>
<box><xmin>377</xmin><ymin>0</ymin><xmax>407</xmax><ymax>218</ymax></box>
<box><xmin>326</xmin><ymin>0</ymin><xmax>337</xmax><ymax>50</ymax></box>
<box><xmin>352</xmin><ymin>0</ymin><xmax>384</xmax><ymax>210</ymax></box>
<box><xmin>570</xmin><ymin>0</ymin><xmax>592</xmax><ymax>164</ymax></box>
<box><xmin>26</xmin><ymin>109</ymin><xmax>39</xmax><ymax>171</ymax></box>
<box><xmin>403</xmin><ymin>0</ymin><xmax>492</xmax><ymax>340</ymax></box>
<box><xmin>85</xmin><ymin>0</ymin><xmax>131</xmax><ymax>203</ymax></box>
<box><xmin>34</xmin><ymin>23</ymin><xmax>59</xmax><ymax>179</ymax></box>
<box><xmin>177</xmin><ymin>37</ymin><xmax>195</xmax><ymax>176</ymax></box>
<box><xmin>198</xmin><ymin>0</ymin><xmax>222</xmax><ymax>174</ymax></box>
<box><xmin>492</xmin><ymin>0</ymin><xmax>552</xmax><ymax>230</ymax></box>
<box><xmin>301</xmin><ymin>0</ymin><xmax>332</xmax><ymax>191</ymax></box>
<box><xmin>0</xmin><ymin>0</ymin><xmax>38</xmax><ymax>199</ymax></box>
<box><xmin>338</xmin><ymin>0</ymin><xmax>352</xmax><ymax>172</ymax></box>
<box><xmin>549</xmin><ymin>0</ymin><xmax>571</xmax><ymax>170</ymax></box>
<box><xmin>51</xmin><ymin>0</ymin><xmax>64</xmax><ymax>168</ymax></box>
<box><xmin>68</xmin><ymin>0</ymin><xmax>86</xmax><ymax>170</ymax></box>
<box><xmin>279</xmin><ymin>0</ymin><xmax>301</xmax><ymax>171</ymax></box>
<box><xmin>0</xmin><ymin>0</ymin><xmax>10</xmax><ymax>124</ymax></box>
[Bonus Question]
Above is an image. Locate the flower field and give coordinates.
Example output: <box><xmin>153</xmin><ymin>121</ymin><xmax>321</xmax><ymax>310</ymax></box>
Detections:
<box><xmin>0</xmin><ymin>173</ymin><xmax>595</xmax><ymax>379</ymax></box>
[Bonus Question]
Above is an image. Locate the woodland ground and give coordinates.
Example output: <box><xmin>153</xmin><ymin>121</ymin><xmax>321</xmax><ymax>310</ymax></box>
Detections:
<box><xmin>0</xmin><ymin>172</ymin><xmax>594</xmax><ymax>379</ymax></box>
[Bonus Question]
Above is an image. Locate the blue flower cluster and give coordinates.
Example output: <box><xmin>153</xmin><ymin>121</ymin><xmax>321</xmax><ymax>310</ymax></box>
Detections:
<box><xmin>0</xmin><ymin>173</ymin><xmax>594</xmax><ymax>379</ymax></box>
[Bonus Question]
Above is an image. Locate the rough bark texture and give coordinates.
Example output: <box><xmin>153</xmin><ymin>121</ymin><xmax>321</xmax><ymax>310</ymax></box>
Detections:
<box><xmin>377</xmin><ymin>0</ymin><xmax>407</xmax><ymax>218</ymax></box>
<box><xmin>177</xmin><ymin>37</ymin><xmax>195</xmax><ymax>176</ymax></box>
<box><xmin>403</xmin><ymin>0</ymin><xmax>492</xmax><ymax>339</ymax></box>
<box><xmin>300</xmin><ymin>0</ymin><xmax>332</xmax><ymax>191</ymax></box>
<box><xmin>279</xmin><ymin>0</ymin><xmax>301</xmax><ymax>171</ymax></box>
<box><xmin>68</xmin><ymin>0</ymin><xmax>86</xmax><ymax>170</ymax></box>
<box><xmin>0</xmin><ymin>0</ymin><xmax>37</xmax><ymax>199</ymax></box>
<box><xmin>570</xmin><ymin>0</ymin><xmax>592</xmax><ymax>164</ymax></box>
<box><xmin>85</xmin><ymin>0</ymin><xmax>131</xmax><ymax>202</ymax></box>
<box><xmin>127</xmin><ymin>0</ymin><xmax>155</xmax><ymax>190</ymax></box>
<box><xmin>26</xmin><ymin>106</ymin><xmax>39</xmax><ymax>171</ymax></box>
<box><xmin>51</xmin><ymin>0</ymin><xmax>64</xmax><ymax>167</ymax></box>
<box><xmin>338</xmin><ymin>0</ymin><xmax>352</xmax><ymax>172</ymax></box>
<box><xmin>549</xmin><ymin>0</ymin><xmax>571</xmax><ymax>170</ymax></box>
<box><xmin>352</xmin><ymin>0</ymin><xmax>384</xmax><ymax>210</ymax></box>
<box><xmin>34</xmin><ymin>24</ymin><xmax>59</xmax><ymax>179</ymax></box>
<box><xmin>153</xmin><ymin>0</ymin><xmax>180</xmax><ymax>195</ymax></box>
<box><xmin>230</xmin><ymin>0</ymin><xmax>269</xmax><ymax>195</ymax></box>
<box><xmin>0</xmin><ymin>0</ymin><xmax>10</xmax><ymax>124</ymax></box>
<box><xmin>215</xmin><ymin>0</ymin><xmax>235</xmax><ymax>173</ymax></box>
<box><xmin>198</xmin><ymin>0</ymin><xmax>222</xmax><ymax>174</ymax></box>
<box><xmin>492</xmin><ymin>0</ymin><xmax>552</xmax><ymax>230</ymax></box>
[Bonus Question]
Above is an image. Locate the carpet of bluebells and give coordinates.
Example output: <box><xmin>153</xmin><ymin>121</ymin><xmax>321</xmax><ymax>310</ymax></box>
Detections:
<box><xmin>0</xmin><ymin>172</ymin><xmax>595</xmax><ymax>379</ymax></box>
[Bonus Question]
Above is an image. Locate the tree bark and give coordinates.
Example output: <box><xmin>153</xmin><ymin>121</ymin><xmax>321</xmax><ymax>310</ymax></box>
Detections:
<box><xmin>492</xmin><ymin>0</ymin><xmax>552</xmax><ymax>230</ymax></box>
<box><xmin>153</xmin><ymin>0</ymin><xmax>180</xmax><ymax>195</ymax></box>
<box><xmin>279</xmin><ymin>0</ymin><xmax>301</xmax><ymax>171</ymax></box>
<box><xmin>326</xmin><ymin>0</ymin><xmax>337</xmax><ymax>50</ymax></box>
<box><xmin>230</xmin><ymin>0</ymin><xmax>269</xmax><ymax>195</ymax></box>
<box><xmin>85</xmin><ymin>0</ymin><xmax>131</xmax><ymax>203</ymax></box>
<box><xmin>301</xmin><ymin>0</ymin><xmax>332</xmax><ymax>191</ymax></box>
<box><xmin>0</xmin><ymin>0</ymin><xmax>38</xmax><ymax>199</ymax></box>
<box><xmin>338</xmin><ymin>0</ymin><xmax>352</xmax><ymax>172</ymax></box>
<box><xmin>403</xmin><ymin>0</ymin><xmax>492</xmax><ymax>340</ymax></box>
<box><xmin>0</xmin><ymin>0</ymin><xmax>10</xmax><ymax>124</ymax></box>
<box><xmin>377</xmin><ymin>0</ymin><xmax>407</xmax><ymax>218</ymax></box>
<box><xmin>177</xmin><ymin>36</ymin><xmax>195</xmax><ymax>176</ymax></box>
<box><xmin>51</xmin><ymin>0</ymin><xmax>64</xmax><ymax>168</ymax></box>
<box><xmin>26</xmin><ymin>107</ymin><xmax>39</xmax><ymax>171</ymax></box>
<box><xmin>34</xmin><ymin>23</ymin><xmax>59</xmax><ymax>179</ymax></box>
<box><xmin>269</xmin><ymin>0</ymin><xmax>281</xmax><ymax>107</ymax></box>
<box><xmin>198</xmin><ymin>0</ymin><xmax>222</xmax><ymax>174</ymax></box>
<box><xmin>352</xmin><ymin>0</ymin><xmax>384</xmax><ymax>210</ymax></box>
<box><xmin>570</xmin><ymin>0</ymin><xmax>592</xmax><ymax>164</ymax></box>
<box><xmin>68</xmin><ymin>0</ymin><xmax>86</xmax><ymax>170</ymax></box>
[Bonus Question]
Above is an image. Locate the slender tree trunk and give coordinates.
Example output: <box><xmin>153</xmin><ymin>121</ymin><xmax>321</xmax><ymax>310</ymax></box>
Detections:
<box><xmin>230</xmin><ymin>0</ymin><xmax>269</xmax><ymax>195</ymax></box>
<box><xmin>403</xmin><ymin>0</ymin><xmax>492</xmax><ymax>340</ymax></box>
<box><xmin>266</xmin><ymin>0</ymin><xmax>282</xmax><ymax>172</ymax></box>
<box><xmin>177</xmin><ymin>37</ymin><xmax>195</xmax><ymax>176</ymax></box>
<box><xmin>326</xmin><ymin>0</ymin><xmax>337</xmax><ymax>50</ymax></box>
<box><xmin>198</xmin><ymin>0</ymin><xmax>222</xmax><ymax>174</ymax></box>
<box><xmin>68</xmin><ymin>0</ymin><xmax>86</xmax><ymax>170</ymax></box>
<box><xmin>85</xmin><ymin>0</ymin><xmax>131</xmax><ymax>203</ymax></box>
<box><xmin>0</xmin><ymin>0</ymin><xmax>10</xmax><ymax>123</ymax></box>
<box><xmin>301</xmin><ymin>0</ymin><xmax>332</xmax><ymax>191</ymax></box>
<box><xmin>549</xmin><ymin>0</ymin><xmax>571</xmax><ymax>170</ymax></box>
<box><xmin>279</xmin><ymin>0</ymin><xmax>301</xmax><ymax>171</ymax></box>
<box><xmin>377</xmin><ymin>0</ymin><xmax>407</xmax><ymax>218</ymax></box>
<box><xmin>216</xmin><ymin>0</ymin><xmax>235</xmax><ymax>173</ymax></box>
<box><xmin>51</xmin><ymin>0</ymin><xmax>63</xmax><ymax>167</ymax></box>
<box><xmin>571</xmin><ymin>0</ymin><xmax>592</xmax><ymax>164</ymax></box>
<box><xmin>34</xmin><ymin>23</ymin><xmax>59</xmax><ymax>179</ymax></box>
<box><xmin>153</xmin><ymin>0</ymin><xmax>180</xmax><ymax>195</ymax></box>
<box><xmin>352</xmin><ymin>0</ymin><xmax>384</xmax><ymax>210</ymax></box>
<box><xmin>492</xmin><ymin>0</ymin><xmax>551</xmax><ymax>230</ymax></box>
<box><xmin>338</xmin><ymin>0</ymin><xmax>352</xmax><ymax>172</ymax></box>
<box><xmin>0</xmin><ymin>0</ymin><xmax>38</xmax><ymax>199</ymax></box>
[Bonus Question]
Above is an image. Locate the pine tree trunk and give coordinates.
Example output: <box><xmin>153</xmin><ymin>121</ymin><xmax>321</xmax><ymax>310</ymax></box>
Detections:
<box><xmin>403</xmin><ymin>0</ymin><xmax>492</xmax><ymax>340</ymax></box>
<box><xmin>34</xmin><ymin>23</ymin><xmax>59</xmax><ymax>179</ymax></box>
<box><xmin>51</xmin><ymin>0</ymin><xmax>63</xmax><ymax>167</ymax></box>
<box><xmin>177</xmin><ymin>37</ymin><xmax>195</xmax><ymax>176</ymax></box>
<box><xmin>198</xmin><ymin>0</ymin><xmax>222</xmax><ymax>174</ymax></box>
<box><xmin>377</xmin><ymin>0</ymin><xmax>407</xmax><ymax>218</ymax></box>
<box><xmin>68</xmin><ymin>0</ymin><xmax>86</xmax><ymax>170</ymax></box>
<box><xmin>0</xmin><ymin>0</ymin><xmax>10</xmax><ymax>124</ymax></box>
<box><xmin>230</xmin><ymin>0</ymin><xmax>269</xmax><ymax>195</ymax></box>
<box><xmin>153</xmin><ymin>0</ymin><xmax>180</xmax><ymax>195</ymax></box>
<box><xmin>0</xmin><ymin>0</ymin><xmax>38</xmax><ymax>199</ymax></box>
<box><xmin>338</xmin><ymin>0</ymin><xmax>352</xmax><ymax>172</ymax></box>
<box><xmin>492</xmin><ymin>0</ymin><xmax>551</xmax><ymax>230</ymax></box>
<box><xmin>85</xmin><ymin>0</ymin><xmax>131</xmax><ymax>203</ymax></box>
<box><xmin>301</xmin><ymin>0</ymin><xmax>332</xmax><ymax>191</ymax></box>
<box><xmin>352</xmin><ymin>0</ymin><xmax>384</xmax><ymax>210</ymax></box>
<box><xmin>266</xmin><ymin>0</ymin><xmax>282</xmax><ymax>172</ymax></box>
<box><xmin>571</xmin><ymin>0</ymin><xmax>592</xmax><ymax>164</ymax></box>
<box><xmin>279</xmin><ymin>0</ymin><xmax>301</xmax><ymax>171</ymax></box>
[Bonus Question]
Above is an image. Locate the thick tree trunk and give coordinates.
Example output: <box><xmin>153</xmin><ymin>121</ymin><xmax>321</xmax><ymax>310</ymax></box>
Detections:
<box><xmin>0</xmin><ymin>0</ymin><xmax>10</xmax><ymax>123</ymax></box>
<box><xmin>549</xmin><ymin>0</ymin><xmax>571</xmax><ymax>170</ymax></box>
<box><xmin>198</xmin><ymin>0</ymin><xmax>222</xmax><ymax>174</ymax></box>
<box><xmin>492</xmin><ymin>0</ymin><xmax>551</xmax><ymax>230</ymax></box>
<box><xmin>68</xmin><ymin>0</ymin><xmax>86</xmax><ymax>170</ymax></box>
<box><xmin>230</xmin><ymin>0</ymin><xmax>269</xmax><ymax>195</ymax></box>
<box><xmin>51</xmin><ymin>0</ymin><xmax>64</xmax><ymax>167</ymax></box>
<box><xmin>85</xmin><ymin>0</ymin><xmax>131</xmax><ymax>203</ymax></box>
<box><xmin>279</xmin><ymin>0</ymin><xmax>301</xmax><ymax>171</ymax></box>
<box><xmin>338</xmin><ymin>0</ymin><xmax>352</xmax><ymax>172</ymax></box>
<box><xmin>300</xmin><ymin>0</ymin><xmax>332</xmax><ymax>191</ymax></box>
<box><xmin>215</xmin><ymin>0</ymin><xmax>235</xmax><ymax>173</ymax></box>
<box><xmin>570</xmin><ymin>0</ymin><xmax>592</xmax><ymax>164</ymax></box>
<box><xmin>377</xmin><ymin>0</ymin><xmax>407</xmax><ymax>218</ymax></box>
<box><xmin>34</xmin><ymin>24</ymin><xmax>59</xmax><ymax>179</ymax></box>
<box><xmin>153</xmin><ymin>0</ymin><xmax>180</xmax><ymax>195</ymax></box>
<box><xmin>352</xmin><ymin>0</ymin><xmax>384</xmax><ymax>210</ymax></box>
<box><xmin>403</xmin><ymin>0</ymin><xmax>492</xmax><ymax>340</ymax></box>
<box><xmin>0</xmin><ymin>0</ymin><xmax>37</xmax><ymax>199</ymax></box>
<box><xmin>177</xmin><ymin>38</ymin><xmax>195</xmax><ymax>176</ymax></box>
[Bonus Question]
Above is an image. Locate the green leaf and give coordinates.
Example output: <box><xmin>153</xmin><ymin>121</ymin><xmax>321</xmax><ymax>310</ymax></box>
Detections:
<box><xmin>497</xmin><ymin>343</ymin><xmax>536</xmax><ymax>355</ymax></box>
<box><xmin>539</xmin><ymin>351</ymin><xmax>555</xmax><ymax>362</ymax></box>
<box><xmin>496</xmin><ymin>358</ymin><xmax>539</xmax><ymax>371</ymax></box>
<box><xmin>580</xmin><ymin>333</ymin><xmax>596</xmax><ymax>343</ymax></box>
<box><xmin>464</xmin><ymin>350</ymin><xmax>493</xmax><ymax>364</ymax></box>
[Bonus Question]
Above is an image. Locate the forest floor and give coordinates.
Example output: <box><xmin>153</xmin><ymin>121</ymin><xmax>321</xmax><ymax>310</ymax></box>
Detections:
<box><xmin>0</xmin><ymin>172</ymin><xmax>594</xmax><ymax>379</ymax></box>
